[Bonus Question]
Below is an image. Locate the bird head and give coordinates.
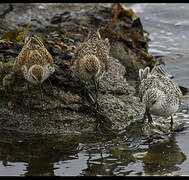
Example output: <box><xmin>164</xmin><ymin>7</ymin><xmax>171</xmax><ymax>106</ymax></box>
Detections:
<box><xmin>22</xmin><ymin>65</ymin><xmax>44</xmax><ymax>85</ymax></box>
<box><xmin>84</xmin><ymin>54</ymin><xmax>100</xmax><ymax>75</ymax></box>
<box><xmin>22</xmin><ymin>64</ymin><xmax>55</xmax><ymax>85</ymax></box>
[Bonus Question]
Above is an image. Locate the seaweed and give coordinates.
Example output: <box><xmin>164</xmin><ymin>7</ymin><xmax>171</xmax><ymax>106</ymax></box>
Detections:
<box><xmin>1</xmin><ymin>24</ymin><xmax>31</xmax><ymax>43</ymax></box>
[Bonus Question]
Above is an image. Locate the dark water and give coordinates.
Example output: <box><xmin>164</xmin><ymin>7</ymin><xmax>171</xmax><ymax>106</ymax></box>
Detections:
<box><xmin>0</xmin><ymin>3</ymin><xmax>189</xmax><ymax>176</ymax></box>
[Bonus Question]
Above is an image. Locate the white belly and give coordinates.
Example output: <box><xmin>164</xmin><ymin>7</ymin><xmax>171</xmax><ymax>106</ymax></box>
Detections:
<box><xmin>150</xmin><ymin>102</ymin><xmax>179</xmax><ymax>118</ymax></box>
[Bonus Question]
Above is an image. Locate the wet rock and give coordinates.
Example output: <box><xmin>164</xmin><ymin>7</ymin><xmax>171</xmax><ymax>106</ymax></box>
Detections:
<box><xmin>0</xmin><ymin>3</ymin><xmax>164</xmax><ymax>138</ymax></box>
<box><xmin>0</xmin><ymin>54</ymin><xmax>145</xmax><ymax>137</ymax></box>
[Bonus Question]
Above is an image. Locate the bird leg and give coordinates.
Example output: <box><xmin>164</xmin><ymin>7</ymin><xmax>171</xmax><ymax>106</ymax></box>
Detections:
<box><xmin>141</xmin><ymin>107</ymin><xmax>153</xmax><ymax>124</ymax></box>
<box><xmin>39</xmin><ymin>84</ymin><xmax>44</xmax><ymax>100</ymax></box>
<box><xmin>83</xmin><ymin>84</ymin><xmax>96</xmax><ymax>106</ymax></box>
<box><xmin>141</xmin><ymin>110</ymin><xmax>147</xmax><ymax>123</ymax></box>
<box><xmin>72</xmin><ymin>74</ymin><xmax>99</xmax><ymax>108</ymax></box>
<box><xmin>170</xmin><ymin>115</ymin><xmax>173</xmax><ymax>132</ymax></box>
<box><xmin>92</xmin><ymin>76</ymin><xmax>99</xmax><ymax>109</ymax></box>
<box><xmin>41</xmin><ymin>78</ymin><xmax>54</xmax><ymax>97</ymax></box>
<box><xmin>48</xmin><ymin>78</ymin><xmax>54</xmax><ymax>95</ymax></box>
<box><xmin>146</xmin><ymin>108</ymin><xmax>153</xmax><ymax>124</ymax></box>
<box><xmin>72</xmin><ymin>74</ymin><xmax>96</xmax><ymax>106</ymax></box>
<box><xmin>26</xmin><ymin>83</ymin><xmax>32</xmax><ymax>117</ymax></box>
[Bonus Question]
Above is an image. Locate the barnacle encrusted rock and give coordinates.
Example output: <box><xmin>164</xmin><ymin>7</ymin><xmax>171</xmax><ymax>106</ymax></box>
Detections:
<box><xmin>0</xmin><ymin>3</ymin><xmax>156</xmax><ymax>137</ymax></box>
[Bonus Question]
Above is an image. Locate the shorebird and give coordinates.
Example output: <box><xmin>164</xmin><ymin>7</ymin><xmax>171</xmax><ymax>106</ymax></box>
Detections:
<box><xmin>138</xmin><ymin>63</ymin><xmax>183</xmax><ymax>131</ymax></box>
<box><xmin>13</xmin><ymin>35</ymin><xmax>55</xmax><ymax>86</ymax></box>
<box><xmin>1</xmin><ymin>35</ymin><xmax>55</xmax><ymax>115</ymax></box>
<box><xmin>70</xmin><ymin>29</ymin><xmax>110</xmax><ymax>107</ymax></box>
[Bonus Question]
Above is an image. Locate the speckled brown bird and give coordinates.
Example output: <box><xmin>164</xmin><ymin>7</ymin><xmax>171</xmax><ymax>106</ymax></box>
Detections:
<box><xmin>71</xmin><ymin>29</ymin><xmax>110</xmax><ymax>107</ymax></box>
<box><xmin>139</xmin><ymin>63</ymin><xmax>183</xmax><ymax>131</ymax></box>
<box><xmin>13</xmin><ymin>35</ymin><xmax>55</xmax><ymax>85</ymax></box>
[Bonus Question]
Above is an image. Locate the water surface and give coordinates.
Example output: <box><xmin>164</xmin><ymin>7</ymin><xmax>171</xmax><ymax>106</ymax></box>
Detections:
<box><xmin>0</xmin><ymin>3</ymin><xmax>189</xmax><ymax>176</ymax></box>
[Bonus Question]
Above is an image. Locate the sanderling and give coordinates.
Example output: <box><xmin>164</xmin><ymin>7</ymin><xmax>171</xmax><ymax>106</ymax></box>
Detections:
<box><xmin>71</xmin><ymin>29</ymin><xmax>110</xmax><ymax>107</ymax></box>
<box><xmin>13</xmin><ymin>35</ymin><xmax>55</xmax><ymax>85</ymax></box>
<box><xmin>138</xmin><ymin>63</ymin><xmax>183</xmax><ymax>131</ymax></box>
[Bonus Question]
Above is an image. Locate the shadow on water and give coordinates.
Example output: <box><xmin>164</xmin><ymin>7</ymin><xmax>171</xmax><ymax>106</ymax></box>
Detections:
<box><xmin>142</xmin><ymin>134</ymin><xmax>186</xmax><ymax>175</ymax></box>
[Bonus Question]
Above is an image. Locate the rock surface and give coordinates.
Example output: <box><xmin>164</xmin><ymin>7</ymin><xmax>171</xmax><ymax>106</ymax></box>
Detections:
<box><xmin>0</xmin><ymin>3</ymin><xmax>172</xmax><ymax>138</ymax></box>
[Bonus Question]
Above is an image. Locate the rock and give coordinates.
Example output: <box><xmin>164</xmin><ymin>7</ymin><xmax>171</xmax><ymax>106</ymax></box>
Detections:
<box><xmin>0</xmin><ymin>55</ymin><xmax>145</xmax><ymax>137</ymax></box>
<box><xmin>0</xmin><ymin>3</ymin><xmax>158</xmax><ymax>138</ymax></box>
